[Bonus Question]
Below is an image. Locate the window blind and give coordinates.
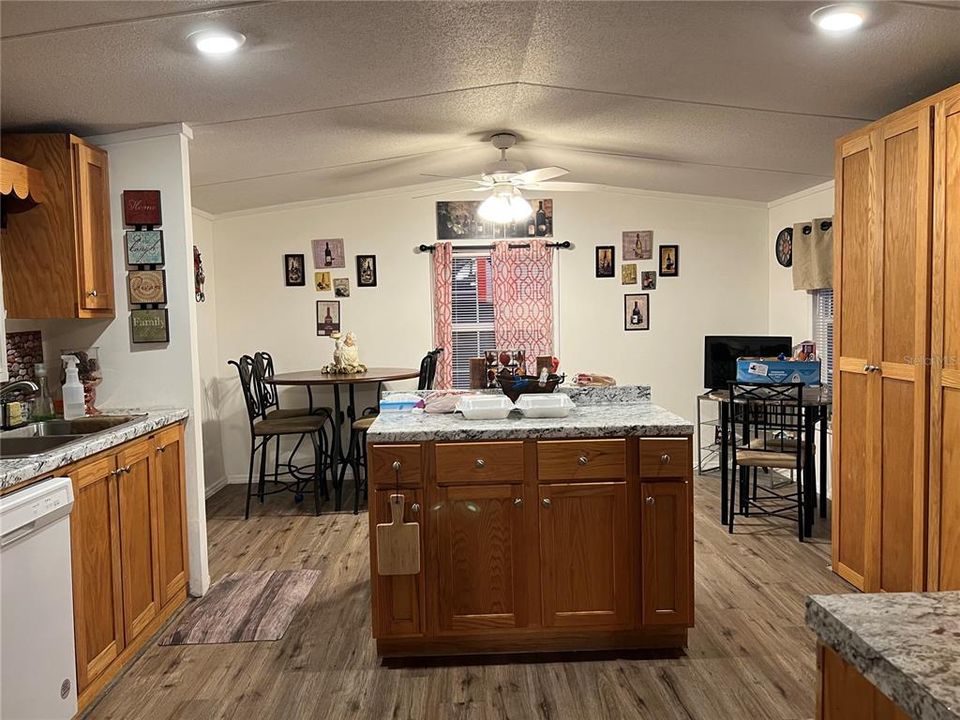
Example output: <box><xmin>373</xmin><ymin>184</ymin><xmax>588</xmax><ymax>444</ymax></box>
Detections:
<box><xmin>813</xmin><ymin>288</ymin><xmax>834</xmax><ymax>391</ymax></box>
<box><xmin>450</xmin><ymin>252</ymin><xmax>495</xmax><ymax>389</ymax></box>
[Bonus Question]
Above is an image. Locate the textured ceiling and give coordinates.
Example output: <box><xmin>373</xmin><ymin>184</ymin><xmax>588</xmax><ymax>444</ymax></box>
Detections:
<box><xmin>2</xmin><ymin>1</ymin><xmax>959</xmax><ymax>213</ymax></box>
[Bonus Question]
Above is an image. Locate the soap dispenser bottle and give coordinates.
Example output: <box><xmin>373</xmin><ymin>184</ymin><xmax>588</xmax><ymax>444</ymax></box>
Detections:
<box><xmin>61</xmin><ymin>355</ymin><xmax>86</xmax><ymax>420</ymax></box>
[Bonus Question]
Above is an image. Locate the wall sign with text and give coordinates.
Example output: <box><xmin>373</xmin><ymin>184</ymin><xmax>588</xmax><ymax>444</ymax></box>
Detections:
<box><xmin>122</xmin><ymin>190</ymin><xmax>162</xmax><ymax>226</ymax></box>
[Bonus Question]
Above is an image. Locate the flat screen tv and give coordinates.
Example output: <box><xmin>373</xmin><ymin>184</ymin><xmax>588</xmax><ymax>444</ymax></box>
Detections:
<box><xmin>704</xmin><ymin>335</ymin><xmax>793</xmax><ymax>390</ymax></box>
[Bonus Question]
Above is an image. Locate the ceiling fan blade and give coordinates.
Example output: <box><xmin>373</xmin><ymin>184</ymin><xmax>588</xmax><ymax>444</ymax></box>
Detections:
<box><xmin>419</xmin><ymin>173</ymin><xmax>489</xmax><ymax>186</ymax></box>
<box><xmin>514</xmin><ymin>166</ymin><xmax>568</xmax><ymax>184</ymax></box>
<box><xmin>522</xmin><ymin>180</ymin><xmax>605</xmax><ymax>192</ymax></box>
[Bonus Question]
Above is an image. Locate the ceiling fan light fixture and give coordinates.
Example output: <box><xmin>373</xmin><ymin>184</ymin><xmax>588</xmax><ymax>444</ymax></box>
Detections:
<box><xmin>479</xmin><ymin>186</ymin><xmax>532</xmax><ymax>224</ymax></box>
<box><xmin>509</xmin><ymin>194</ymin><xmax>533</xmax><ymax>222</ymax></box>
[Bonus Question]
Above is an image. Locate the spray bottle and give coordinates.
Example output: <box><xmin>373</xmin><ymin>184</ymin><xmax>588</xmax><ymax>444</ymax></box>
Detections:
<box><xmin>61</xmin><ymin>355</ymin><xmax>85</xmax><ymax>420</ymax></box>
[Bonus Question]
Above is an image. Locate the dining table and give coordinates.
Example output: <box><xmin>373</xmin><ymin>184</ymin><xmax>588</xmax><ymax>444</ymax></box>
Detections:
<box><xmin>707</xmin><ymin>386</ymin><xmax>832</xmax><ymax>536</ymax></box>
<box><xmin>262</xmin><ymin>367</ymin><xmax>420</xmax><ymax>510</ymax></box>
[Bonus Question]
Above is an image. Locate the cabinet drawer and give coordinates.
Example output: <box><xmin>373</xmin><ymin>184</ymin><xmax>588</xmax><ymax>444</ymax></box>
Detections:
<box><xmin>435</xmin><ymin>442</ymin><xmax>524</xmax><ymax>485</ymax></box>
<box><xmin>639</xmin><ymin>439</ymin><xmax>689</xmax><ymax>479</ymax></box>
<box><xmin>537</xmin><ymin>439</ymin><xmax>626</xmax><ymax>481</ymax></box>
<box><xmin>369</xmin><ymin>444</ymin><xmax>423</xmax><ymax>488</ymax></box>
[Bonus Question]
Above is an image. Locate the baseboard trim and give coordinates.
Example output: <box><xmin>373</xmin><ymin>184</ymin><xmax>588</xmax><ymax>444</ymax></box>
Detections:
<box><xmin>205</xmin><ymin>474</ymin><xmax>228</xmax><ymax>498</ymax></box>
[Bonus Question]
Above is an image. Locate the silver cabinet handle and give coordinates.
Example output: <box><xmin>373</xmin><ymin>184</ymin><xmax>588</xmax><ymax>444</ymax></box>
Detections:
<box><xmin>513</xmin><ymin>497</ymin><xmax>523</xmax><ymax>507</ymax></box>
<box><xmin>577</xmin><ymin>455</ymin><xmax>589</xmax><ymax>466</ymax></box>
<box><xmin>660</xmin><ymin>453</ymin><xmax>671</xmax><ymax>465</ymax></box>
<box><xmin>410</xmin><ymin>503</ymin><xmax>421</xmax><ymax>514</ymax></box>
<box><xmin>156</xmin><ymin>445</ymin><xmax>166</xmax><ymax>453</ymax></box>
<box><xmin>863</xmin><ymin>364</ymin><xmax>881</xmax><ymax>373</ymax></box>
<box><xmin>541</xmin><ymin>498</ymin><xmax>552</xmax><ymax>508</ymax></box>
<box><xmin>87</xmin><ymin>289</ymin><xmax>98</xmax><ymax>297</ymax></box>
<box><xmin>123</xmin><ymin>465</ymin><xmax>132</xmax><ymax>474</ymax></box>
<box><xmin>392</xmin><ymin>460</ymin><xmax>401</xmax><ymax>471</ymax></box>
<box><xmin>645</xmin><ymin>496</ymin><xmax>655</xmax><ymax>505</ymax></box>
<box><xmin>475</xmin><ymin>458</ymin><xmax>486</xmax><ymax>469</ymax></box>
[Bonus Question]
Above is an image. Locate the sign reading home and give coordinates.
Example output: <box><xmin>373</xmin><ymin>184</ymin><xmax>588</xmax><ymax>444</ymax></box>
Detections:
<box><xmin>122</xmin><ymin>190</ymin><xmax>162</xmax><ymax>226</ymax></box>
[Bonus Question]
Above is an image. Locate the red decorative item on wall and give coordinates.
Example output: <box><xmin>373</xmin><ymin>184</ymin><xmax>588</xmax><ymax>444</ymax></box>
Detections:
<box><xmin>122</xmin><ymin>190</ymin><xmax>162</xmax><ymax>226</ymax></box>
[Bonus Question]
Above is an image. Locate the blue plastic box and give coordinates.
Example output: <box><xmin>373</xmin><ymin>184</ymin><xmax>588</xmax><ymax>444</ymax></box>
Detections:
<box><xmin>736</xmin><ymin>357</ymin><xmax>821</xmax><ymax>385</ymax></box>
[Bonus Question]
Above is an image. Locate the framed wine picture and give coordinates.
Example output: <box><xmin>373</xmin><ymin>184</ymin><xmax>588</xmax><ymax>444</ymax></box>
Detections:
<box><xmin>356</xmin><ymin>254</ymin><xmax>377</xmax><ymax>287</ymax></box>
<box><xmin>316</xmin><ymin>301</ymin><xmax>341</xmax><ymax>336</ymax></box>
<box><xmin>595</xmin><ymin>245</ymin><xmax>615</xmax><ymax>278</ymax></box>
<box><xmin>284</xmin><ymin>254</ymin><xmax>306</xmax><ymax>286</ymax></box>
<box><xmin>624</xmin><ymin>293</ymin><xmax>650</xmax><ymax>331</ymax></box>
<box><xmin>659</xmin><ymin>245</ymin><xmax>679</xmax><ymax>277</ymax></box>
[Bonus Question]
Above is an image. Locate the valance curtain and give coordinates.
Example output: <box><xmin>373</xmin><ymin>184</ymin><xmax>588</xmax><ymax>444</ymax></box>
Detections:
<box><xmin>490</xmin><ymin>240</ymin><xmax>554</xmax><ymax>363</ymax></box>
<box><xmin>793</xmin><ymin>218</ymin><xmax>834</xmax><ymax>290</ymax></box>
<box><xmin>432</xmin><ymin>241</ymin><xmax>454</xmax><ymax>388</ymax></box>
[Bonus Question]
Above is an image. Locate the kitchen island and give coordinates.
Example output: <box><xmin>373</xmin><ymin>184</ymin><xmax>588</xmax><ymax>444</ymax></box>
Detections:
<box><xmin>366</xmin><ymin>391</ymin><xmax>694</xmax><ymax>656</ymax></box>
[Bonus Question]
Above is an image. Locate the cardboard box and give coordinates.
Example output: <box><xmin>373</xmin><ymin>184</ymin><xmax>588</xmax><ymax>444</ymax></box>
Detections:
<box><xmin>736</xmin><ymin>357</ymin><xmax>821</xmax><ymax>385</ymax></box>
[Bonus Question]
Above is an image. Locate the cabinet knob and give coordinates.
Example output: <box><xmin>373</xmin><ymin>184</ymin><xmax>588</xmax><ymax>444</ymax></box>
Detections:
<box><xmin>410</xmin><ymin>503</ymin><xmax>421</xmax><ymax>514</ymax></box>
<box><xmin>513</xmin><ymin>497</ymin><xmax>523</xmax><ymax>507</ymax></box>
<box><xmin>541</xmin><ymin>498</ymin><xmax>552</xmax><ymax>508</ymax></box>
<box><xmin>577</xmin><ymin>455</ymin><xmax>589</xmax><ymax>466</ymax></box>
<box><xmin>475</xmin><ymin>458</ymin><xmax>486</xmax><ymax>469</ymax></box>
<box><xmin>645</xmin><ymin>496</ymin><xmax>655</xmax><ymax>505</ymax></box>
<box><xmin>156</xmin><ymin>445</ymin><xmax>166</xmax><ymax>453</ymax></box>
<box><xmin>392</xmin><ymin>460</ymin><xmax>401</xmax><ymax>471</ymax></box>
<box><xmin>87</xmin><ymin>289</ymin><xmax>98</xmax><ymax>297</ymax></box>
<box><xmin>660</xmin><ymin>453</ymin><xmax>671</xmax><ymax>465</ymax></box>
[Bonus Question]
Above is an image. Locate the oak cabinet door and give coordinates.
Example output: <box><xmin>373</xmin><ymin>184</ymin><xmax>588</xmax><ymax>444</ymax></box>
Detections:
<box><xmin>370</xmin><ymin>489</ymin><xmax>425</xmax><ymax>638</ymax></box>
<box><xmin>70</xmin><ymin>455</ymin><xmax>124</xmax><ymax>692</ymax></box>
<box><xmin>435</xmin><ymin>484</ymin><xmax>526</xmax><ymax>632</ymax></box>
<box><xmin>155</xmin><ymin>425</ymin><xmax>189</xmax><ymax>605</ymax></box>
<box><xmin>641</xmin><ymin>480</ymin><xmax>693</xmax><ymax>626</ymax></box>
<box><xmin>538</xmin><ymin>482</ymin><xmax>631</xmax><ymax>628</ymax></box>
<box><xmin>116</xmin><ymin>438</ymin><xmax>161</xmax><ymax>642</ymax></box>
<box><xmin>72</xmin><ymin>140</ymin><xmax>113</xmax><ymax>312</ymax></box>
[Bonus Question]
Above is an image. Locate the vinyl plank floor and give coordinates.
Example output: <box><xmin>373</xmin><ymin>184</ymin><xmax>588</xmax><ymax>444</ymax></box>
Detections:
<box><xmin>85</xmin><ymin>476</ymin><xmax>852</xmax><ymax>720</ymax></box>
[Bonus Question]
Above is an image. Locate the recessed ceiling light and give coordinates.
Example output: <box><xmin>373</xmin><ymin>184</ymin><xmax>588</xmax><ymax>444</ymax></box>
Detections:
<box><xmin>190</xmin><ymin>29</ymin><xmax>246</xmax><ymax>55</ymax></box>
<box><xmin>811</xmin><ymin>5</ymin><xmax>865</xmax><ymax>32</ymax></box>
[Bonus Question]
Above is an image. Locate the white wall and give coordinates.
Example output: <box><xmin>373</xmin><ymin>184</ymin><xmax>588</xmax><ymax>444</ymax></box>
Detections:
<box><xmin>766</xmin><ymin>180</ymin><xmax>835</xmax><ymax>343</ymax></box>
<box><xmin>208</xmin><ymin>186</ymin><xmax>770</xmax><ymax>481</ymax></box>
<box><xmin>6</xmin><ymin>125</ymin><xmax>210</xmax><ymax>595</ymax></box>
<box><xmin>193</xmin><ymin>210</ymin><xmax>226</xmax><ymax>497</ymax></box>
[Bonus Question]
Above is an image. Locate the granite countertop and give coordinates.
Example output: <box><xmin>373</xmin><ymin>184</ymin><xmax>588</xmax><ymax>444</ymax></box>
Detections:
<box><xmin>367</xmin><ymin>400</ymin><xmax>693</xmax><ymax>443</ymax></box>
<box><xmin>0</xmin><ymin>408</ymin><xmax>189</xmax><ymax>493</ymax></box>
<box><xmin>806</xmin><ymin>592</ymin><xmax>960</xmax><ymax>720</ymax></box>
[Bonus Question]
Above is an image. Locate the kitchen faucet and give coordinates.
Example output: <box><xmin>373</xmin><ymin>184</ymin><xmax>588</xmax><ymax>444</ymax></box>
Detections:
<box><xmin>0</xmin><ymin>380</ymin><xmax>40</xmax><ymax>401</ymax></box>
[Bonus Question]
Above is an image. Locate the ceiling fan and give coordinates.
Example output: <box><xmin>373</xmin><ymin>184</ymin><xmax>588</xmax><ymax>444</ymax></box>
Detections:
<box><xmin>420</xmin><ymin>132</ymin><xmax>600</xmax><ymax>223</ymax></box>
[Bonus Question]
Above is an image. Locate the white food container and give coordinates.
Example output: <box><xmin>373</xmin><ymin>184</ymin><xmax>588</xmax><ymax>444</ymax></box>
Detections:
<box><xmin>455</xmin><ymin>395</ymin><xmax>515</xmax><ymax>420</ymax></box>
<box><xmin>514</xmin><ymin>394</ymin><xmax>575</xmax><ymax>418</ymax></box>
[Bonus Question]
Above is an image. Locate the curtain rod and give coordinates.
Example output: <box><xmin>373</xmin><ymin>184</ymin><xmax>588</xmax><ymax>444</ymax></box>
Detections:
<box><xmin>418</xmin><ymin>241</ymin><xmax>572</xmax><ymax>253</ymax></box>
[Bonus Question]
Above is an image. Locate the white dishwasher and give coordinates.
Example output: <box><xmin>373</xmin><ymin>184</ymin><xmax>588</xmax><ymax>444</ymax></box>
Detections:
<box><xmin>0</xmin><ymin>476</ymin><xmax>78</xmax><ymax>720</ymax></box>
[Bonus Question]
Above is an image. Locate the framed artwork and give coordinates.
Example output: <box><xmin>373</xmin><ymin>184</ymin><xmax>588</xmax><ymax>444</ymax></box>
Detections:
<box><xmin>436</xmin><ymin>199</ymin><xmax>553</xmax><ymax>240</ymax></box>
<box><xmin>284</xmin><ymin>254</ymin><xmax>306</xmax><ymax>286</ymax></box>
<box><xmin>122</xmin><ymin>190</ymin><xmax>162</xmax><ymax>226</ymax></box>
<box><xmin>131</xmin><ymin>308</ymin><xmax>170</xmax><ymax>343</ymax></box>
<box><xmin>622</xmin><ymin>230</ymin><xmax>653</xmax><ymax>261</ymax></box>
<box><xmin>659</xmin><ymin>245</ymin><xmax>679</xmax><ymax>277</ymax></box>
<box><xmin>334</xmin><ymin>278</ymin><xmax>350</xmax><ymax>298</ymax></box>
<box><xmin>595</xmin><ymin>245</ymin><xmax>615</xmax><ymax>278</ymax></box>
<box><xmin>357</xmin><ymin>255</ymin><xmax>377</xmax><ymax>287</ymax></box>
<box><xmin>621</xmin><ymin>263</ymin><xmax>637</xmax><ymax>285</ymax></box>
<box><xmin>641</xmin><ymin>271</ymin><xmax>657</xmax><ymax>290</ymax></box>
<box><xmin>312</xmin><ymin>238</ymin><xmax>345</xmax><ymax>269</ymax></box>
<box><xmin>624</xmin><ymin>293</ymin><xmax>650</xmax><ymax>331</ymax></box>
<box><xmin>124</xmin><ymin>230</ymin><xmax>164</xmax><ymax>266</ymax></box>
<box><xmin>128</xmin><ymin>270</ymin><xmax>167</xmax><ymax>305</ymax></box>
<box><xmin>316</xmin><ymin>301</ymin><xmax>341</xmax><ymax>336</ymax></box>
<box><xmin>314</xmin><ymin>271</ymin><xmax>332</xmax><ymax>291</ymax></box>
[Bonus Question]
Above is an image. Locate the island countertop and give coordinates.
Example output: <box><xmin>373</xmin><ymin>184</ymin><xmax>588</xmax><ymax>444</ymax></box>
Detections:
<box><xmin>806</xmin><ymin>591</ymin><xmax>960</xmax><ymax>720</ymax></box>
<box><xmin>366</xmin><ymin>401</ymin><xmax>693</xmax><ymax>443</ymax></box>
<box><xmin>0</xmin><ymin>408</ymin><xmax>189</xmax><ymax>494</ymax></box>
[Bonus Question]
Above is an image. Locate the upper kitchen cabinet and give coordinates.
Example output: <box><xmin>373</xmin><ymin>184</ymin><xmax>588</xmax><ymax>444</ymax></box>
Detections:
<box><xmin>1</xmin><ymin>134</ymin><xmax>114</xmax><ymax>319</ymax></box>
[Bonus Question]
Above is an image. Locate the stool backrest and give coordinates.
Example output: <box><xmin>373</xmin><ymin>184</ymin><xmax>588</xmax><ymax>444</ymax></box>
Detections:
<box><xmin>252</xmin><ymin>351</ymin><xmax>279</xmax><ymax>412</ymax></box>
<box><xmin>728</xmin><ymin>382</ymin><xmax>804</xmax><ymax>466</ymax></box>
<box><xmin>228</xmin><ymin>355</ymin><xmax>263</xmax><ymax>430</ymax></box>
<box><xmin>418</xmin><ymin>348</ymin><xmax>443</xmax><ymax>390</ymax></box>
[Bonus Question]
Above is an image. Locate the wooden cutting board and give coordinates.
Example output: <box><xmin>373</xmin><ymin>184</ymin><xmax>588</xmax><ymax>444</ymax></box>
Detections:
<box><xmin>376</xmin><ymin>493</ymin><xmax>420</xmax><ymax>576</ymax></box>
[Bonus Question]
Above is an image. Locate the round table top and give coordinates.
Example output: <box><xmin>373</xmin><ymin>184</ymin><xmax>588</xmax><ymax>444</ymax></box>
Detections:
<box><xmin>706</xmin><ymin>386</ymin><xmax>832</xmax><ymax>407</ymax></box>
<box><xmin>263</xmin><ymin>367</ymin><xmax>420</xmax><ymax>386</ymax></box>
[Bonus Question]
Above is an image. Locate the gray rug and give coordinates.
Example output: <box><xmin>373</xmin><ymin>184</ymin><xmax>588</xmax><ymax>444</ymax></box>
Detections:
<box><xmin>160</xmin><ymin>569</ymin><xmax>321</xmax><ymax>646</ymax></box>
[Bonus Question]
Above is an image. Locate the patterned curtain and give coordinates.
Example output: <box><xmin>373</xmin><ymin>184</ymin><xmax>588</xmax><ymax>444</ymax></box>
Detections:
<box><xmin>432</xmin><ymin>241</ymin><xmax>454</xmax><ymax>389</ymax></box>
<box><xmin>491</xmin><ymin>240</ymin><xmax>554</xmax><ymax>369</ymax></box>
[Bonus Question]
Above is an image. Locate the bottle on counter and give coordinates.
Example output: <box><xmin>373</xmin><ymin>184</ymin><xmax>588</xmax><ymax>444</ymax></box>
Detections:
<box><xmin>61</xmin><ymin>355</ymin><xmax>85</xmax><ymax>420</ymax></box>
<box><xmin>32</xmin><ymin>363</ymin><xmax>55</xmax><ymax>420</ymax></box>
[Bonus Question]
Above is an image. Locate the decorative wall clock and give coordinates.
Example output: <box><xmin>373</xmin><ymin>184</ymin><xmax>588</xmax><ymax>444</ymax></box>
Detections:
<box><xmin>776</xmin><ymin>227</ymin><xmax>793</xmax><ymax>267</ymax></box>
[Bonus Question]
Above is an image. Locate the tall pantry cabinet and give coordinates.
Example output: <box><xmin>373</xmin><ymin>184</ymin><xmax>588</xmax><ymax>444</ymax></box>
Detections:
<box><xmin>832</xmin><ymin>82</ymin><xmax>960</xmax><ymax>593</ymax></box>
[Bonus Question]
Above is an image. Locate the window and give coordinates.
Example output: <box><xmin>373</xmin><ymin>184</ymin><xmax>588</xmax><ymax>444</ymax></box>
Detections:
<box><xmin>450</xmin><ymin>251</ymin><xmax>495</xmax><ymax>389</ymax></box>
<box><xmin>813</xmin><ymin>288</ymin><xmax>834</xmax><ymax>391</ymax></box>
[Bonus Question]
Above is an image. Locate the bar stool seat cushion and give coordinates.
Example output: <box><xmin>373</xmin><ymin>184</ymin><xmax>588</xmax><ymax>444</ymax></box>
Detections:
<box><xmin>352</xmin><ymin>416</ymin><xmax>376</xmax><ymax>432</ymax></box>
<box><xmin>736</xmin><ymin>449</ymin><xmax>804</xmax><ymax>469</ymax></box>
<box><xmin>266</xmin><ymin>406</ymin><xmax>331</xmax><ymax>420</ymax></box>
<box><xmin>253</xmin><ymin>417</ymin><xmax>326</xmax><ymax>436</ymax></box>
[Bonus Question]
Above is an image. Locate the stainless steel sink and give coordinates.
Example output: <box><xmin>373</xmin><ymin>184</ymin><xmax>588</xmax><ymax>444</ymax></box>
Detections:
<box><xmin>0</xmin><ymin>414</ymin><xmax>146</xmax><ymax>459</ymax></box>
